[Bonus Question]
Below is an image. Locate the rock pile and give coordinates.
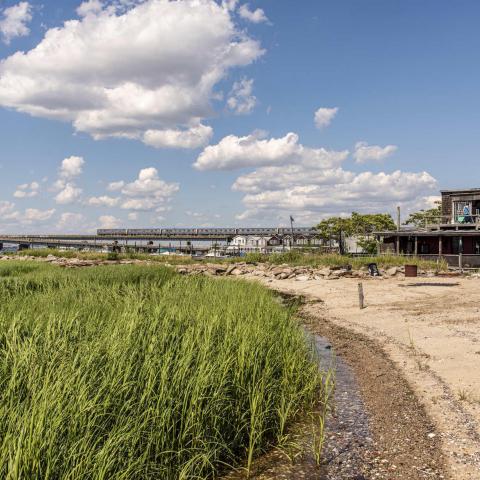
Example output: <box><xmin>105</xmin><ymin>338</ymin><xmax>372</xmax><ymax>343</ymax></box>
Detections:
<box><xmin>175</xmin><ymin>263</ymin><xmax>427</xmax><ymax>280</ymax></box>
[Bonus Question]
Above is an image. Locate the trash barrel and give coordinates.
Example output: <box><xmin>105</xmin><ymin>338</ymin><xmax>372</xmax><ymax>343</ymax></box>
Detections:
<box><xmin>405</xmin><ymin>264</ymin><xmax>418</xmax><ymax>277</ymax></box>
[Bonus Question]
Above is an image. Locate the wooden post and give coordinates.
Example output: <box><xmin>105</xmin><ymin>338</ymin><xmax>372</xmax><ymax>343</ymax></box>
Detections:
<box><xmin>397</xmin><ymin>206</ymin><xmax>401</xmax><ymax>231</ymax></box>
<box><xmin>459</xmin><ymin>253</ymin><xmax>463</xmax><ymax>271</ymax></box>
<box><xmin>438</xmin><ymin>236</ymin><xmax>443</xmax><ymax>256</ymax></box>
<box><xmin>358</xmin><ymin>283</ymin><xmax>365</xmax><ymax>309</ymax></box>
<box><xmin>396</xmin><ymin>235</ymin><xmax>400</xmax><ymax>255</ymax></box>
<box><xmin>414</xmin><ymin>236</ymin><xmax>418</xmax><ymax>256</ymax></box>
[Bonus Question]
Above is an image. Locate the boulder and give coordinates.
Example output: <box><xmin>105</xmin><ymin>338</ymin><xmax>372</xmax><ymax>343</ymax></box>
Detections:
<box><xmin>295</xmin><ymin>274</ymin><xmax>310</xmax><ymax>282</ymax></box>
<box><xmin>386</xmin><ymin>266</ymin><xmax>399</xmax><ymax>276</ymax></box>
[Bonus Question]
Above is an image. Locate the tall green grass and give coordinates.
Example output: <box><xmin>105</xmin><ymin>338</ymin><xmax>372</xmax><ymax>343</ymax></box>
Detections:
<box><xmin>15</xmin><ymin>248</ymin><xmax>447</xmax><ymax>271</ymax></box>
<box><xmin>0</xmin><ymin>262</ymin><xmax>322</xmax><ymax>479</ymax></box>
<box><xmin>241</xmin><ymin>251</ymin><xmax>448</xmax><ymax>271</ymax></box>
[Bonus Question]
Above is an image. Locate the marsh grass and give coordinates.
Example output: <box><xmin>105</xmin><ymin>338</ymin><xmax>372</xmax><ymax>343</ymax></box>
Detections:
<box><xmin>15</xmin><ymin>248</ymin><xmax>447</xmax><ymax>271</ymax></box>
<box><xmin>0</xmin><ymin>262</ymin><xmax>323</xmax><ymax>479</ymax></box>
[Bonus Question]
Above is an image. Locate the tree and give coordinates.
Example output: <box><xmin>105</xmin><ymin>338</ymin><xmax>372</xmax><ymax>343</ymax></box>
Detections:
<box><xmin>405</xmin><ymin>202</ymin><xmax>442</xmax><ymax>228</ymax></box>
<box><xmin>316</xmin><ymin>212</ymin><xmax>396</xmax><ymax>254</ymax></box>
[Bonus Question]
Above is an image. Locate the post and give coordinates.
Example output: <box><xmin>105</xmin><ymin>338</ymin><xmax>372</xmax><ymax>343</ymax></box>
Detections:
<box><xmin>290</xmin><ymin>215</ymin><xmax>295</xmax><ymax>250</ymax></box>
<box><xmin>396</xmin><ymin>235</ymin><xmax>400</xmax><ymax>255</ymax></box>
<box><xmin>358</xmin><ymin>282</ymin><xmax>365</xmax><ymax>309</ymax></box>
<box><xmin>459</xmin><ymin>253</ymin><xmax>463</xmax><ymax>271</ymax></box>
<box><xmin>414</xmin><ymin>236</ymin><xmax>418</xmax><ymax>255</ymax></box>
<box><xmin>397</xmin><ymin>205</ymin><xmax>401</xmax><ymax>231</ymax></box>
<box><xmin>438</xmin><ymin>236</ymin><xmax>443</xmax><ymax>256</ymax></box>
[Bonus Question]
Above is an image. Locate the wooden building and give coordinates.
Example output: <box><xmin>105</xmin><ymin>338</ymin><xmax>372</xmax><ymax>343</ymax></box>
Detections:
<box><xmin>376</xmin><ymin>188</ymin><xmax>480</xmax><ymax>267</ymax></box>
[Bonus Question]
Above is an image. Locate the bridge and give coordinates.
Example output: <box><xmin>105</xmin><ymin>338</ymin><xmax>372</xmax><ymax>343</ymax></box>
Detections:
<box><xmin>0</xmin><ymin>227</ymin><xmax>319</xmax><ymax>253</ymax></box>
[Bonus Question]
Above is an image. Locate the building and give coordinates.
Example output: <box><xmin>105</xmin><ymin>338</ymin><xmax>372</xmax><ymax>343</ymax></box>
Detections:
<box><xmin>376</xmin><ymin>188</ymin><xmax>480</xmax><ymax>267</ymax></box>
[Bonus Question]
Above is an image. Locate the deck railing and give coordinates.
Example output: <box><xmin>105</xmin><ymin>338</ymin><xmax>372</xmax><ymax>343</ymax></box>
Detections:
<box><xmin>424</xmin><ymin>214</ymin><xmax>480</xmax><ymax>228</ymax></box>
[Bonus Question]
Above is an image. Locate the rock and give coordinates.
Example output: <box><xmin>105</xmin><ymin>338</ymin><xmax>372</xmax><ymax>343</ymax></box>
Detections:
<box><xmin>226</xmin><ymin>265</ymin><xmax>236</xmax><ymax>275</ymax></box>
<box><xmin>317</xmin><ymin>267</ymin><xmax>331</xmax><ymax>277</ymax></box>
<box><xmin>230</xmin><ymin>268</ymin><xmax>243</xmax><ymax>276</ymax></box>
<box><xmin>386</xmin><ymin>266</ymin><xmax>399</xmax><ymax>276</ymax></box>
<box><xmin>295</xmin><ymin>274</ymin><xmax>310</xmax><ymax>282</ymax></box>
<box><xmin>277</xmin><ymin>272</ymin><xmax>288</xmax><ymax>280</ymax></box>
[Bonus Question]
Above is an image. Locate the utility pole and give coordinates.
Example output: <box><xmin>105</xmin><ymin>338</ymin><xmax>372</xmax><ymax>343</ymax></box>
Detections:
<box><xmin>397</xmin><ymin>206</ymin><xmax>401</xmax><ymax>231</ymax></box>
<box><xmin>290</xmin><ymin>215</ymin><xmax>295</xmax><ymax>250</ymax></box>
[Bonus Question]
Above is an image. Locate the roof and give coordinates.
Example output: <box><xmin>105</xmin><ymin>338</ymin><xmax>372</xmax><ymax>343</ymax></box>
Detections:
<box><xmin>440</xmin><ymin>188</ymin><xmax>480</xmax><ymax>194</ymax></box>
<box><xmin>376</xmin><ymin>230</ymin><xmax>480</xmax><ymax>237</ymax></box>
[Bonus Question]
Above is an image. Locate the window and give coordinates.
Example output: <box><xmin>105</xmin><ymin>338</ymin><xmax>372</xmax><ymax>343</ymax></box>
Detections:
<box><xmin>453</xmin><ymin>201</ymin><xmax>472</xmax><ymax>222</ymax></box>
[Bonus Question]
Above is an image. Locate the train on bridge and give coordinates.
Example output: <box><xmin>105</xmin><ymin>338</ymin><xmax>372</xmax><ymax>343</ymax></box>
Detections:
<box><xmin>97</xmin><ymin>227</ymin><xmax>317</xmax><ymax>237</ymax></box>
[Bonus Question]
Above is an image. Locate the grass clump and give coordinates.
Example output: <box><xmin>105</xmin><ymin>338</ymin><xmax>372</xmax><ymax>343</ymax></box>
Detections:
<box><xmin>0</xmin><ymin>262</ymin><xmax>322</xmax><ymax>479</ymax></box>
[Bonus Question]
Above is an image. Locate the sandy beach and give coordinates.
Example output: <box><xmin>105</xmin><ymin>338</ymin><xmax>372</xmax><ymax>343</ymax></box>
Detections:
<box><xmin>258</xmin><ymin>275</ymin><xmax>480</xmax><ymax>479</ymax></box>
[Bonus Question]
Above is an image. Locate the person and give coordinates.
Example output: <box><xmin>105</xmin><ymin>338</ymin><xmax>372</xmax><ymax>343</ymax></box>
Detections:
<box><xmin>463</xmin><ymin>204</ymin><xmax>473</xmax><ymax>223</ymax></box>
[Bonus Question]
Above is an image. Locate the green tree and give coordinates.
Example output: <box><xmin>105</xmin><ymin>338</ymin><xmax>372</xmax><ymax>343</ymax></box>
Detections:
<box><xmin>405</xmin><ymin>202</ymin><xmax>442</xmax><ymax>228</ymax></box>
<box><xmin>316</xmin><ymin>212</ymin><xmax>396</xmax><ymax>254</ymax></box>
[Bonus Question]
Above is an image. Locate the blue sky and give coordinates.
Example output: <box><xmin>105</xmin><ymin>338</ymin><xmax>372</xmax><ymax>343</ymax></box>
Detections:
<box><xmin>0</xmin><ymin>0</ymin><xmax>479</xmax><ymax>232</ymax></box>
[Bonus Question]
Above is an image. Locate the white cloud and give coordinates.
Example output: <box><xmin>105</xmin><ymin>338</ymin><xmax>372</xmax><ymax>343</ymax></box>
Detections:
<box><xmin>107</xmin><ymin>180</ymin><xmax>125</xmax><ymax>191</ymax></box>
<box><xmin>86</xmin><ymin>195</ymin><xmax>119</xmax><ymax>207</ymax></box>
<box><xmin>119</xmin><ymin>167</ymin><xmax>179</xmax><ymax>211</ymax></box>
<box><xmin>76</xmin><ymin>0</ymin><xmax>104</xmax><ymax>17</ymax></box>
<box><xmin>55</xmin><ymin>184</ymin><xmax>82</xmax><ymax>204</ymax></box>
<box><xmin>0</xmin><ymin>200</ymin><xmax>17</xmax><ymax>218</ymax></box>
<box><xmin>354</xmin><ymin>141</ymin><xmax>398</xmax><ymax>163</ymax></box>
<box><xmin>59</xmin><ymin>156</ymin><xmax>85</xmax><ymax>179</ymax></box>
<box><xmin>98</xmin><ymin>215</ymin><xmax>121</xmax><ymax>228</ymax></box>
<box><xmin>57</xmin><ymin>212</ymin><xmax>86</xmax><ymax>230</ymax></box>
<box><xmin>194</xmin><ymin>131</ymin><xmax>349</xmax><ymax>171</ymax></box>
<box><xmin>52</xmin><ymin>156</ymin><xmax>84</xmax><ymax>204</ymax></box>
<box><xmin>314</xmin><ymin>107</ymin><xmax>338</xmax><ymax>129</ymax></box>
<box><xmin>0</xmin><ymin>1</ymin><xmax>32</xmax><ymax>44</ymax></box>
<box><xmin>23</xmin><ymin>208</ymin><xmax>55</xmax><ymax>223</ymax></box>
<box><xmin>222</xmin><ymin>0</ymin><xmax>238</xmax><ymax>11</ymax></box>
<box><xmin>227</xmin><ymin>77</ymin><xmax>256</xmax><ymax>115</ymax></box>
<box><xmin>127</xmin><ymin>212</ymin><xmax>138</xmax><ymax>221</ymax></box>
<box><xmin>207</xmin><ymin>132</ymin><xmax>437</xmax><ymax>223</ymax></box>
<box><xmin>13</xmin><ymin>181</ymin><xmax>39</xmax><ymax>198</ymax></box>
<box><xmin>143</xmin><ymin>124</ymin><xmax>212</xmax><ymax>149</ymax></box>
<box><xmin>238</xmin><ymin>3</ymin><xmax>268</xmax><ymax>23</ymax></box>
<box><xmin>235</xmin><ymin>170</ymin><xmax>437</xmax><ymax>224</ymax></box>
<box><xmin>0</xmin><ymin>0</ymin><xmax>264</xmax><ymax>147</ymax></box>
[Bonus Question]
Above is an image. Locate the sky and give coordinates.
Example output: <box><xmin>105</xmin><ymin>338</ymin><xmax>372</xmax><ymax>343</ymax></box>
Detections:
<box><xmin>0</xmin><ymin>0</ymin><xmax>479</xmax><ymax>233</ymax></box>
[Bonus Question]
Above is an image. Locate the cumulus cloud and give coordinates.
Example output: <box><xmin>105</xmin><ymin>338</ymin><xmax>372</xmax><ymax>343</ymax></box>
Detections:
<box><xmin>314</xmin><ymin>107</ymin><xmax>338</xmax><ymax>129</ymax></box>
<box><xmin>235</xmin><ymin>170</ymin><xmax>437</xmax><ymax>224</ymax></box>
<box><xmin>0</xmin><ymin>200</ymin><xmax>17</xmax><ymax>218</ymax></box>
<box><xmin>194</xmin><ymin>131</ymin><xmax>349</xmax><ymax>171</ymax></box>
<box><xmin>98</xmin><ymin>215</ymin><xmax>121</xmax><ymax>228</ymax></box>
<box><xmin>86</xmin><ymin>195</ymin><xmax>119</xmax><ymax>207</ymax></box>
<box><xmin>227</xmin><ymin>77</ymin><xmax>256</xmax><ymax>115</ymax></box>
<box><xmin>59</xmin><ymin>156</ymin><xmax>85</xmax><ymax>179</ymax></box>
<box><xmin>0</xmin><ymin>0</ymin><xmax>264</xmax><ymax>147</ymax></box>
<box><xmin>76</xmin><ymin>0</ymin><xmax>104</xmax><ymax>17</ymax></box>
<box><xmin>52</xmin><ymin>156</ymin><xmax>85</xmax><ymax>204</ymax></box>
<box><xmin>143</xmin><ymin>124</ymin><xmax>213</xmax><ymax>149</ymax></box>
<box><xmin>13</xmin><ymin>181</ymin><xmax>39</xmax><ymax>198</ymax></box>
<box><xmin>57</xmin><ymin>212</ymin><xmax>86</xmax><ymax>230</ymax></box>
<box><xmin>204</xmin><ymin>131</ymin><xmax>437</xmax><ymax>223</ymax></box>
<box><xmin>238</xmin><ymin>3</ymin><xmax>268</xmax><ymax>23</ymax></box>
<box><xmin>119</xmin><ymin>167</ymin><xmax>179</xmax><ymax>211</ymax></box>
<box><xmin>55</xmin><ymin>184</ymin><xmax>82</xmax><ymax>205</ymax></box>
<box><xmin>107</xmin><ymin>180</ymin><xmax>125</xmax><ymax>191</ymax></box>
<box><xmin>0</xmin><ymin>1</ymin><xmax>32</xmax><ymax>44</ymax></box>
<box><xmin>23</xmin><ymin>208</ymin><xmax>55</xmax><ymax>223</ymax></box>
<box><xmin>354</xmin><ymin>141</ymin><xmax>397</xmax><ymax>163</ymax></box>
